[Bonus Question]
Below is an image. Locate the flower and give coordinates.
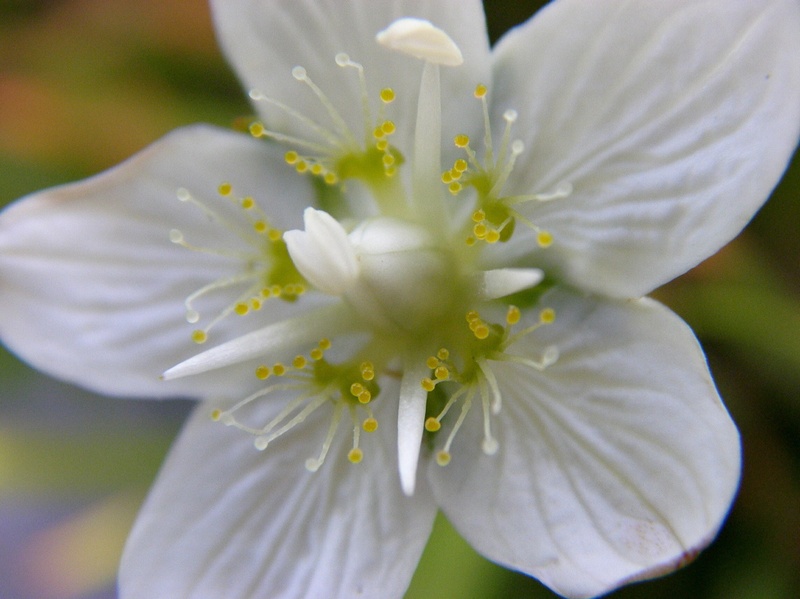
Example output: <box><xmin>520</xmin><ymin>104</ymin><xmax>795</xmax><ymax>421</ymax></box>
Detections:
<box><xmin>1</xmin><ymin>0</ymin><xmax>798</xmax><ymax>598</ymax></box>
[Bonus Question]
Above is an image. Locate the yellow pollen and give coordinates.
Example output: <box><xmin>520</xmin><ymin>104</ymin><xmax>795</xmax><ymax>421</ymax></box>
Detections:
<box><xmin>350</xmin><ymin>383</ymin><xmax>364</xmax><ymax>397</ymax></box>
<box><xmin>373</xmin><ymin>126</ymin><xmax>385</xmax><ymax>139</ymax></box>
<box><xmin>473</xmin><ymin>223</ymin><xmax>487</xmax><ymax>238</ymax></box>
<box><xmin>295</xmin><ymin>161</ymin><xmax>308</xmax><ymax>173</ymax></box>
<box><xmin>385</xmin><ymin>166</ymin><xmax>397</xmax><ymax>177</ymax></box>
<box><xmin>234</xmin><ymin>303</ymin><xmax>249</xmax><ymax>316</ymax></box>
<box><xmin>293</xmin><ymin>355</ymin><xmax>307</xmax><ymax>369</ymax></box>
<box><xmin>376</xmin><ymin>139</ymin><xmax>389</xmax><ymax>151</ymax></box>
<box><xmin>380</xmin><ymin>87</ymin><xmax>396</xmax><ymax>103</ymax></box>
<box><xmin>381</xmin><ymin>120</ymin><xmax>396</xmax><ymax>135</ymax></box>
<box><xmin>360</xmin><ymin>362</ymin><xmax>375</xmax><ymax>380</ymax></box>
<box><xmin>218</xmin><ymin>182</ymin><xmax>233</xmax><ymax>196</ymax></box>
<box><xmin>272</xmin><ymin>363</ymin><xmax>286</xmax><ymax>376</ymax></box>
<box><xmin>358</xmin><ymin>390</ymin><xmax>371</xmax><ymax>404</ymax></box>
<box><xmin>249</xmin><ymin>122</ymin><xmax>265</xmax><ymax>137</ymax></box>
<box><xmin>437</xmin><ymin>348</ymin><xmax>450</xmax><ymax>360</ymax></box>
<box><xmin>436</xmin><ymin>450</ymin><xmax>451</xmax><ymax>466</ymax></box>
<box><xmin>506</xmin><ymin>305</ymin><xmax>521</xmax><ymax>325</ymax></box>
<box><xmin>441</xmin><ymin>171</ymin><xmax>453</xmax><ymax>184</ymax></box>
<box><xmin>421</xmin><ymin>378</ymin><xmax>435</xmax><ymax>392</ymax></box>
<box><xmin>454</xmin><ymin>159</ymin><xmax>468</xmax><ymax>173</ymax></box>
<box><xmin>255</xmin><ymin>365</ymin><xmax>270</xmax><ymax>379</ymax></box>
<box><xmin>434</xmin><ymin>366</ymin><xmax>450</xmax><ymax>380</ymax></box>
<box><xmin>472</xmin><ymin>209</ymin><xmax>486</xmax><ymax>222</ymax></box>
<box><xmin>267</xmin><ymin>229</ymin><xmax>283</xmax><ymax>242</ymax></box>
<box><xmin>540</xmin><ymin>308</ymin><xmax>556</xmax><ymax>324</ymax></box>
<box><xmin>250</xmin><ymin>298</ymin><xmax>262</xmax><ymax>311</ymax></box>
<box><xmin>210</xmin><ymin>409</ymin><xmax>222</xmax><ymax>421</ymax></box>
<box><xmin>466</xmin><ymin>310</ymin><xmax>480</xmax><ymax>323</ymax></box>
<box><xmin>426</xmin><ymin>356</ymin><xmax>440</xmax><ymax>369</ymax></box>
<box><xmin>253</xmin><ymin>220</ymin><xmax>268</xmax><ymax>233</ymax></box>
<box><xmin>466</xmin><ymin>236</ymin><xmax>476</xmax><ymax>246</ymax></box>
<box><xmin>448</xmin><ymin>182</ymin><xmax>462</xmax><ymax>195</ymax></box>
<box><xmin>425</xmin><ymin>417</ymin><xmax>441</xmax><ymax>432</ymax></box>
<box><xmin>537</xmin><ymin>230</ymin><xmax>554</xmax><ymax>247</ymax></box>
<box><xmin>191</xmin><ymin>330</ymin><xmax>207</xmax><ymax>344</ymax></box>
<box><xmin>310</xmin><ymin>163</ymin><xmax>323</xmax><ymax>175</ymax></box>
<box><xmin>284</xmin><ymin>150</ymin><xmax>299</xmax><ymax>164</ymax></box>
<box><xmin>485</xmin><ymin>229</ymin><xmax>501</xmax><ymax>244</ymax></box>
<box><xmin>474</xmin><ymin>83</ymin><xmax>488</xmax><ymax>98</ymax></box>
<box><xmin>324</xmin><ymin>172</ymin><xmax>338</xmax><ymax>185</ymax></box>
<box><xmin>319</xmin><ymin>338</ymin><xmax>331</xmax><ymax>350</ymax></box>
<box><xmin>241</xmin><ymin>197</ymin><xmax>255</xmax><ymax>210</ymax></box>
<box><xmin>473</xmin><ymin>324</ymin><xmax>490</xmax><ymax>340</ymax></box>
<box><xmin>454</xmin><ymin>134</ymin><xmax>470</xmax><ymax>148</ymax></box>
<box><xmin>363</xmin><ymin>417</ymin><xmax>378</xmax><ymax>432</ymax></box>
<box><xmin>348</xmin><ymin>448</ymin><xmax>364</xmax><ymax>464</ymax></box>
<box><xmin>383</xmin><ymin>154</ymin><xmax>395</xmax><ymax>167</ymax></box>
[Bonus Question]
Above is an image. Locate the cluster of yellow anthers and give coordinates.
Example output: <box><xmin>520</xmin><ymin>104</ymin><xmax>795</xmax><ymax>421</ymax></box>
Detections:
<box><xmin>211</xmin><ymin>338</ymin><xmax>380</xmax><ymax>467</ymax></box>
<box><xmin>171</xmin><ymin>182</ymin><xmax>305</xmax><ymax>345</ymax></box>
<box><xmin>248</xmin><ymin>53</ymin><xmax>400</xmax><ymax>186</ymax></box>
<box><xmin>420</xmin><ymin>305</ymin><xmax>557</xmax><ymax>466</ymax></box>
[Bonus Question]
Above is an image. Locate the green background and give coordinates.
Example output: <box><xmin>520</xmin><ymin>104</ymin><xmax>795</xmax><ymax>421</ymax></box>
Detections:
<box><xmin>0</xmin><ymin>1</ymin><xmax>798</xmax><ymax>598</ymax></box>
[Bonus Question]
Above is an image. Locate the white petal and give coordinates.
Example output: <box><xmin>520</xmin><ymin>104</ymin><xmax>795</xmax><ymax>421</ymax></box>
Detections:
<box><xmin>427</xmin><ymin>289</ymin><xmax>740</xmax><ymax>598</ymax></box>
<box><xmin>0</xmin><ymin>125</ymin><xmax>313</xmax><ymax>398</ymax></box>
<box><xmin>210</xmin><ymin>0</ymin><xmax>490</xmax><ymax>155</ymax></box>
<box><xmin>284</xmin><ymin>208</ymin><xmax>359</xmax><ymax>295</ymax></box>
<box><xmin>377</xmin><ymin>18</ymin><xmax>464</xmax><ymax>66</ymax></box>
<box><xmin>493</xmin><ymin>0</ymin><xmax>800</xmax><ymax>297</ymax></box>
<box><xmin>120</xmin><ymin>379</ymin><xmax>437</xmax><ymax>599</ymax></box>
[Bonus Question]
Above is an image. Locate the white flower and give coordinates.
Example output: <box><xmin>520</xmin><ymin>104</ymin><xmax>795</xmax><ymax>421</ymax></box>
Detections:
<box><xmin>1</xmin><ymin>1</ymin><xmax>799</xmax><ymax>598</ymax></box>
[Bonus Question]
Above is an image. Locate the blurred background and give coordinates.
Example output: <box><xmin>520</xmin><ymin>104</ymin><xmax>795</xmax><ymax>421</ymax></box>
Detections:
<box><xmin>0</xmin><ymin>1</ymin><xmax>797</xmax><ymax>598</ymax></box>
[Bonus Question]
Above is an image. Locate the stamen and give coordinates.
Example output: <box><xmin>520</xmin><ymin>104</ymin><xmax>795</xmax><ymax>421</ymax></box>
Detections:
<box><xmin>291</xmin><ymin>66</ymin><xmax>357</xmax><ymax>146</ymax></box>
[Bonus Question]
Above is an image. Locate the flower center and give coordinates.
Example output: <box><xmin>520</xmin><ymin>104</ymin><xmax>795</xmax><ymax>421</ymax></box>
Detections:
<box><xmin>166</xmin><ymin>18</ymin><xmax>563</xmax><ymax>480</ymax></box>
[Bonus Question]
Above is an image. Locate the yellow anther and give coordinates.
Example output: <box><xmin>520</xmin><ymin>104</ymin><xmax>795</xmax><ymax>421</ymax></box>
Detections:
<box><xmin>310</xmin><ymin>348</ymin><xmax>323</xmax><ymax>361</ymax></box>
<box><xmin>254</xmin><ymin>220</ymin><xmax>268</xmax><ymax>234</ymax></box>
<box><xmin>319</xmin><ymin>338</ymin><xmax>332</xmax><ymax>350</ymax></box>
<box><xmin>241</xmin><ymin>197</ymin><xmax>255</xmax><ymax>210</ymax></box>
<box><xmin>466</xmin><ymin>236</ymin><xmax>476</xmax><ymax>246</ymax></box>
<box><xmin>270</xmin><ymin>284</ymin><xmax>282</xmax><ymax>296</ymax></box>
<box><xmin>363</xmin><ymin>418</ymin><xmax>379</xmax><ymax>432</ymax></box>
<box><xmin>350</xmin><ymin>382</ymin><xmax>364</xmax><ymax>397</ymax></box>
<box><xmin>441</xmin><ymin>171</ymin><xmax>453</xmax><ymax>184</ymax></box>
<box><xmin>383</xmin><ymin>153</ymin><xmax>395</xmax><ymax>167</ymax></box>
<box><xmin>449</xmin><ymin>168</ymin><xmax>462</xmax><ymax>181</ymax></box>
<box><xmin>454</xmin><ymin>159</ymin><xmax>468</xmax><ymax>173</ymax></box>
<box><xmin>249</xmin><ymin>122</ymin><xmax>265</xmax><ymax>137</ymax></box>
<box><xmin>267</xmin><ymin>229</ymin><xmax>283</xmax><ymax>242</ymax></box>
<box><xmin>385</xmin><ymin>166</ymin><xmax>397</xmax><ymax>177</ymax></box>
<box><xmin>474</xmin><ymin>83</ymin><xmax>488</xmax><ymax>98</ymax></box>
<box><xmin>261</xmin><ymin>287</ymin><xmax>272</xmax><ymax>298</ymax></box>
<box><xmin>272</xmin><ymin>363</ymin><xmax>286</xmax><ymax>376</ymax></box>
<box><xmin>323</xmin><ymin>172</ymin><xmax>338</xmax><ymax>185</ymax></box>
<box><xmin>421</xmin><ymin>378</ymin><xmax>436</xmax><ymax>392</ymax></box>
<box><xmin>436</xmin><ymin>450</ymin><xmax>451</xmax><ymax>466</ymax></box>
<box><xmin>234</xmin><ymin>303</ymin><xmax>249</xmax><ymax>315</ymax></box>
<box><xmin>310</xmin><ymin>163</ymin><xmax>324</xmax><ymax>175</ymax></box>
<box><xmin>485</xmin><ymin>229</ymin><xmax>501</xmax><ymax>244</ymax></box>
<box><xmin>210</xmin><ymin>409</ymin><xmax>222</xmax><ymax>421</ymax></box>
<box><xmin>250</xmin><ymin>298</ymin><xmax>262</xmax><ymax>311</ymax></box>
<box><xmin>426</xmin><ymin>356</ymin><xmax>440</xmax><ymax>369</ymax></box>
<box><xmin>506</xmin><ymin>305</ymin><xmax>521</xmax><ymax>325</ymax></box>
<box><xmin>255</xmin><ymin>365</ymin><xmax>270</xmax><ymax>380</ymax></box>
<box><xmin>540</xmin><ymin>308</ymin><xmax>556</xmax><ymax>324</ymax></box>
<box><xmin>218</xmin><ymin>182</ymin><xmax>233</xmax><ymax>196</ymax></box>
<box><xmin>454</xmin><ymin>134</ymin><xmax>470</xmax><ymax>148</ymax></box>
<box><xmin>376</xmin><ymin>139</ymin><xmax>389</xmax><ymax>151</ymax></box>
<box><xmin>348</xmin><ymin>448</ymin><xmax>364</xmax><ymax>464</ymax></box>
<box><xmin>448</xmin><ymin>182</ymin><xmax>462</xmax><ymax>195</ymax></box>
<box><xmin>473</xmin><ymin>223</ymin><xmax>487</xmax><ymax>238</ymax></box>
<box><xmin>293</xmin><ymin>355</ymin><xmax>307</xmax><ymax>369</ymax></box>
<box><xmin>537</xmin><ymin>230</ymin><xmax>554</xmax><ymax>247</ymax></box>
<box><xmin>358</xmin><ymin>390</ymin><xmax>371</xmax><ymax>404</ymax></box>
<box><xmin>380</xmin><ymin>87</ymin><xmax>395</xmax><ymax>103</ymax></box>
<box><xmin>381</xmin><ymin>120</ymin><xmax>396</xmax><ymax>135</ymax></box>
<box><xmin>472</xmin><ymin>209</ymin><xmax>486</xmax><ymax>222</ymax></box>
<box><xmin>192</xmin><ymin>330</ymin><xmax>207</xmax><ymax>344</ymax></box>
<box><xmin>466</xmin><ymin>310</ymin><xmax>480</xmax><ymax>323</ymax></box>
<box><xmin>437</xmin><ymin>348</ymin><xmax>450</xmax><ymax>360</ymax></box>
<box><xmin>284</xmin><ymin>150</ymin><xmax>299</xmax><ymax>165</ymax></box>
<box><xmin>473</xmin><ymin>324</ymin><xmax>490</xmax><ymax>340</ymax></box>
<box><xmin>373</xmin><ymin>126</ymin><xmax>385</xmax><ymax>139</ymax></box>
<box><xmin>295</xmin><ymin>161</ymin><xmax>309</xmax><ymax>173</ymax></box>
<box><xmin>360</xmin><ymin>362</ymin><xmax>375</xmax><ymax>380</ymax></box>
<box><xmin>434</xmin><ymin>366</ymin><xmax>450</xmax><ymax>380</ymax></box>
<box><xmin>425</xmin><ymin>417</ymin><xmax>441</xmax><ymax>432</ymax></box>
